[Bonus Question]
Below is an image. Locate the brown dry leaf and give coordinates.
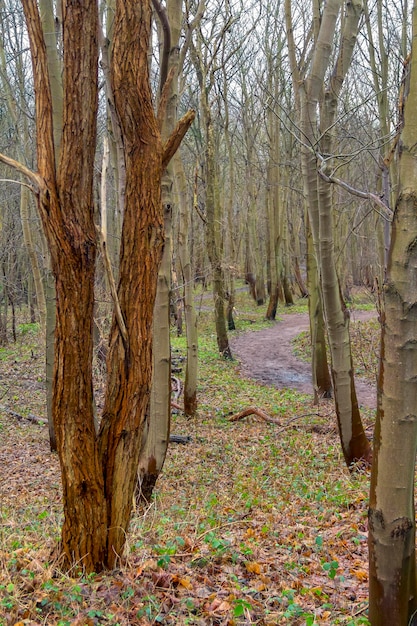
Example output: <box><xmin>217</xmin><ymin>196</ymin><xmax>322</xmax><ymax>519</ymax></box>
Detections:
<box><xmin>217</xmin><ymin>600</ymin><xmax>232</xmax><ymax>612</ymax></box>
<box><xmin>254</xmin><ymin>580</ymin><xmax>266</xmax><ymax>592</ymax></box>
<box><xmin>152</xmin><ymin>571</ymin><xmax>172</xmax><ymax>588</ymax></box>
<box><xmin>351</xmin><ymin>569</ymin><xmax>368</xmax><ymax>581</ymax></box>
<box><xmin>178</xmin><ymin>576</ymin><xmax>193</xmax><ymax>590</ymax></box>
<box><xmin>206</xmin><ymin>597</ymin><xmax>232</xmax><ymax>613</ymax></box>
<box><xmin>135</xmin><ymin>558</ymin><xmax>158</xmax><ymax>577</ymax></box>
<box><xmin>245</xmin><ymin>561</ymin><xmax>262</xmax><ymax>574</ymax></box>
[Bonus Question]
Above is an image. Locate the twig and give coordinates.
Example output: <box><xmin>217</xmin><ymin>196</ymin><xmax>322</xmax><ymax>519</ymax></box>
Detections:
<box><xmin>275</xmin><ymin>412</ymin><xmax>322</xmax><ymax>434</ymax></box>
<box><xmin>350</xmin><ymin>603</ymin><xmax>369</xmax><ymax>618</ymax></box>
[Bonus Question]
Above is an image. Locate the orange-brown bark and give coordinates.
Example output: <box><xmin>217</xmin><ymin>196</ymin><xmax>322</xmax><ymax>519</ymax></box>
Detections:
<box><xmin>20</xmin><ymin>0</ymin><xmax>194</xmax><ymax>573</ymax></box>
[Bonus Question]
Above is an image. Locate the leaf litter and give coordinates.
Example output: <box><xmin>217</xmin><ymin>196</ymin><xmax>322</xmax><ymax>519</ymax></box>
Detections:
<box><xmin>0</xmin><ymin>307</ymin><xmax>375</xmax><ymax>625</ymax></box>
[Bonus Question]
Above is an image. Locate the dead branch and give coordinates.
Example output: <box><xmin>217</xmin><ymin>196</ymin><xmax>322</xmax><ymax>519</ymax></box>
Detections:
<box><xmin>4</xmin><ymin>404</ymin><xmax>191</xmax><ymax>445</ymax></box>
<box><xmin>162</xmin><ymin>109</ymin><xmax>196</xmax><ymax>169</ymax></box>
<box><xmin>230</xmin><ymin>407</ymin><xmax>326</xmax><ymax>434</ymax></box>
<box><xmin>229</xmin><ymin>407</ymin><xmax>281</xmax><ymax>424</ymax></box>
<box><xmin>2</xmin><ymin>406</ymin><xmax>47</xmax><ymax>425</ymax></box>
<box><xmin>275</xmin><ymin>412</ymin><xmax>322</xmax><ymax>434</ymax></box>
<box><xmin>169</xmin><ymin>434</ymin><xmax>191</xmax><ymax>444</ymax></box>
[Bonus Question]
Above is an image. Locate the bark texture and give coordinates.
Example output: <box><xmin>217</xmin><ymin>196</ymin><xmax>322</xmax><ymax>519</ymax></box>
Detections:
<box><xmin>369</xmin><ymin>4</ymin><xmax>417</xmax><ymax>620</ymax></box>
<box><xmin>17</xmin><ymin>0</ymin><xmax>194</xmax><ymax>572</ymax></box>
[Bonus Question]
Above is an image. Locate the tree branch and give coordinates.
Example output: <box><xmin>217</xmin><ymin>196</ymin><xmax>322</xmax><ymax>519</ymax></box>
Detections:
<box><xmin>180</xmin><ymin>0</ymin><xmax>206</xmax><ymax>73</ymax></box>
<box><xmin>162</xmin><ymin>109</ymin><xmax>196</xmax><ymax>169</ymax></box>
<box><xmin>0</xmin><ymin>152</ymin><xmax>43</xmax><ymax>191</ymax></box>
<box><xmin>95</xmin><ymin>225</ymin><xmax>128</xmax><ymax>344</ymax></box>
<box><xmin>157</xmin><ymin>65</ymin><xmax>176</xmax><ymax>129</ymax></box>
<box><xmin>318</xmin><ymin>157</ymin><xmax>393</xmax><ymax>221</ymax></box>
<box><xmin>152</xmin><ymin>0</ymin><xmax>171</xmax><ymax>93</ymax></box>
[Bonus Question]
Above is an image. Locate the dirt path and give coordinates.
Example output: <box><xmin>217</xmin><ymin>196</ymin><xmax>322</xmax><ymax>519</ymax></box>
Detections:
<box><xmin>230</xmin><ymin>309</ymin><xmax>377</xmax><ymax>409</ymax></box>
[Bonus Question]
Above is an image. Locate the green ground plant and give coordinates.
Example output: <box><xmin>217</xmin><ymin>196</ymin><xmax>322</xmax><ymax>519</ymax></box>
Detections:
<box><xmin>0</xmin><ymin>287</ymin><xmax>374</xmax><ymax>625</ymax></box>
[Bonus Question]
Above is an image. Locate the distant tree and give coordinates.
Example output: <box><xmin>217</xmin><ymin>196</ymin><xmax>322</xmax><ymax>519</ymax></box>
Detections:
<box><xmin>188</xmin><ymin>4</ymin><xmax>234</xmax><ymax>359</ymax></box>
<box><xmin>0</xmin><ymin>0</ymin><xmax>194</xmax><ymax>572</ymax></box>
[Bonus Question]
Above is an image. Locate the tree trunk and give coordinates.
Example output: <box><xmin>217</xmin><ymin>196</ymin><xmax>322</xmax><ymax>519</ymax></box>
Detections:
<box><xmin>175</xmin><ymin>152</ymin><xmax>198</xmax><ymax>416</ymax></box>
<box><xmin>204</xmin><ymin>105</ymin><xmax>232</xmax><ymax>359</ymax></box>
<box><xmin>16</xmin><ymin>0</ymin><xmax>194</xmax><ymax>572</ymax></box>
<box><xmin>265</xmin><ymin>75</ymin><xmax>281</xmax><ymax>320</ymax></box>
<box><xmin>298</xmin><ymin>0</ymin><xmax>371</xmax><ymax>466</ymax></box>
<box><xmin>306</xmin><ymin>220</ymin><xmax>332</xmax><ymax>401</ymax></box>
<box><xmin>97</xmin><ymin>0</ymin><xmax>166</xmax><ymax>566</ymax></box>
<box><xmin>138</xmin><ymin>0</ymin><xmax>182</xmax><ymax>503</ymax></box>
<box><xmin>369</xmin><ymin>5</ymin><xmax>417</xmax><ymax>620</ymax></box>
<box><xmin>315</xmin><ymin>0</ymin><xmax>371</xmax><ymax>465</ymax></box>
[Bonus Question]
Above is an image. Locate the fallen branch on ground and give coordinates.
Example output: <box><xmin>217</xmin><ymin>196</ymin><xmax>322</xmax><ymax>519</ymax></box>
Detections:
<box><xmin>229</xmin><ymin>407</ymin><xmax>328</xmax><ymax>434</ymax></box>
<box><xmin>3</xmin><ymin>404</ymin><xmax>190</xmax><ymax>443</ymax></box>
<box><xmin>169</xmin><ymin>435</ymin><xmax>191</xmax><ymax>444</ymax></box>
<box><xmin>1</xmin><ymin>406</ymin><xmax>47</xmax><ymax>425</ymax></box>
<box><xmin>229</xmin><ymin>407</ymin><xmax>281</xmax><ymax>424</ymax></box>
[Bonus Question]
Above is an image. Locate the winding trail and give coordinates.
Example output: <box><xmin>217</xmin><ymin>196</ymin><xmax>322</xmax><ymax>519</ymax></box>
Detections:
<box><xmin>230</xmin><ymin>310</ymin><xmax>377</xmax><ymax>409</ymax></box>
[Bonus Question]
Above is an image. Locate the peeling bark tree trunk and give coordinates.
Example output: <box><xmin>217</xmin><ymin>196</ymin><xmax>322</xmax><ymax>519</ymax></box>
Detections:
<box><xmin>12</xmin><ymin>0</ymin><xmax>194</xmax><ymax>573</ymax></box>
<box><xmin>369</xmin><ymin>5</ymin><xmax>417</xmax><ymax>621</ymax></box>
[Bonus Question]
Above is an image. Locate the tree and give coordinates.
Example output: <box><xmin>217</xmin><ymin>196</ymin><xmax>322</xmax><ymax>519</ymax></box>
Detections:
<box><xmin>368</xmin><ymin>2</ymin><xmax>417</xmax><ymax>622</ymax></box>
<box><xmin>137</xmin><ymin>0</ymin><xmax>177</xmax><ymax>503</ymax></box>
<box><xmin>285</xmin><ymin>0</ymin><xmax>333</xmax><ymax>401</ymax></box>
<box><xmin>0</xmin><ymin>0</ymin><xmax>194</xmax><ymax>572</ymax></box>
<box><xmin>286</xmin><ymin>0</ymin><xmax>371</xmax><ymax>465</ymax></box>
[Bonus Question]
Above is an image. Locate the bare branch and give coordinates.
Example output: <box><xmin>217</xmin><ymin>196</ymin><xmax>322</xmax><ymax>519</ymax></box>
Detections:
<box><xmin>162</xmin><ymin>109</ymin><xmax>196</xmax><ymax>169</ymax></box>
<box><xmin>95</xmin><ymin>225</ymin><xmax>128</xmax><ymax>344</ymax></box>
<box><xmin>0</xmin><ymin>152</ymin><xmax>43</xmax><ymax>191</ymax></box>
<box><xmin>318</xmin><ymin>157</ymin><xmax>393</xmax><ymax>221</ymax></box>
<box><xmin>180</xmin><ymin>0</ymin><xmax>206</xmax><ymax>73</ymax></box>
<box><xmin>152</xmin><ymin>0</ymin><xmax>171</xmax><ymax>92</ymax></box>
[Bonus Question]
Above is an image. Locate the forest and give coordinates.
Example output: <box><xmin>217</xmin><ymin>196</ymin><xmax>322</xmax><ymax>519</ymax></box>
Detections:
<box><xmin>0</xmin><ymin>0</ymin><xmax>416</xmax><ymax>624</ymax></box>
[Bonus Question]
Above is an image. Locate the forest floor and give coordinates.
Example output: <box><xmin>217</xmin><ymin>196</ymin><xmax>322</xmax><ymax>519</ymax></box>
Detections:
<box><xmin>0</xmin><ymin>290</ymin><xmax>378</xmax><ymax>626</ymax></box>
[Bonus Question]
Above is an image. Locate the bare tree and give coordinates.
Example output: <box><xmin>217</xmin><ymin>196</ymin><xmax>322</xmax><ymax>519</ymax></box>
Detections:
<box><xmin>0</xmin><ymin>0</ymin><xmax>194</xmax><ymax>572</ymax></box>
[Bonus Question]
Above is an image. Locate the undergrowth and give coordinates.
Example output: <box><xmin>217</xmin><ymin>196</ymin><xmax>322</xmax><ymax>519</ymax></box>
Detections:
<box><xmin>0</xmin><ymin>289</ymin><xmax>375</xmax><ymax>625</ymax></box>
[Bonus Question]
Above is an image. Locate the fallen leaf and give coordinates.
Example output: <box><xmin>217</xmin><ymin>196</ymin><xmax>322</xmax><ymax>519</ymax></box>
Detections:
<box><xmin>351</xmin><ymin>569</ymin><xmax>368</xmax><ymax>581</ymax></box>
<box><xmin>245</xmin><ymin>561</ymin><xmax>261</xmax><ymax>574</ymax></box>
